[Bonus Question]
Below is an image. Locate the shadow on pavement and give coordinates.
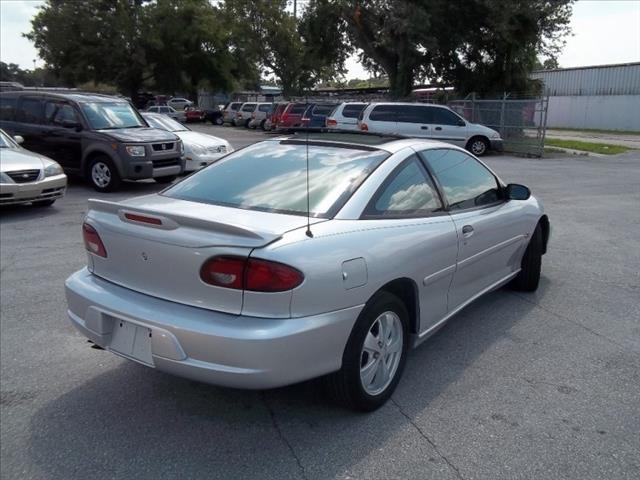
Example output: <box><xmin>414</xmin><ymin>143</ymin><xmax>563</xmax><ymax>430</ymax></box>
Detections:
<box><xmin>26</xmin><ymin>283</ymin><xmax>543</xmax><ymax>480</ymax></box>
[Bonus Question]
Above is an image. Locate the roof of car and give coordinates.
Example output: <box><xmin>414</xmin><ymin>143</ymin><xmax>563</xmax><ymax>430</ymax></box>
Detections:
<box><xmin>273</xmin><ymin>129</ymin><xmax>450</xmax><ymax>153</ymax></box>
<box><xmin>0</xmin><ymin>90</ymin><xmax>128</xmax><ymax>103</ymax></box>
<box><xmin>366</xmin><ymin>101</ymin><xmax>451</xmax><ymax>109</ymax></box>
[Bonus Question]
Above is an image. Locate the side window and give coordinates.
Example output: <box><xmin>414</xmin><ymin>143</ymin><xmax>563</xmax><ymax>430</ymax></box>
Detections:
<box><xmin>0</xmin><ymin>96</ymin><xmax>17</xmax><ymax>121</ymax></box>
<box><xmin>259</xmin><ymin>104</ymin><xmax>271</xmax><ymax>113</ymax></box>
<box><xmin>45</xmin><ymin>102</ymin><xmax>79</xmax><ymax>125</ymax></box>
<box><xmin>422</xmin><ymin>149</ymin><xmax>501</xmax><ymax>210</ymax></box>
<box><xmin>431</xmin><ymin>108</ymin><xmax>463</xmax><ymax>126</ymax></box>
<box><xmin>16</xmin><ymin>97</ymin><xmax>44</xmax><ymax>124</ymax></box>
<box><xmin>363</xmin><ymin>156</ymin><xmax>442</xmax><ymax>218</ymax></box>
<box><xmin>397</xmin><ymin>105</ymin><xmax>432</xmax><ymax>124</ymax></box>
<box><xmin>369</xmin><ymin>105</ymin><xmax>396</xmax><ymax>122</ymax></box>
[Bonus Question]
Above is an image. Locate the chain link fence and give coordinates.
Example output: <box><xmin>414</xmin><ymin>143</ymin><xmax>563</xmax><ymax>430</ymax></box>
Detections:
<box><xmin>448</xmin><ymin>94</ymin><xmax>549</xmax><ymax>157</ymax></box>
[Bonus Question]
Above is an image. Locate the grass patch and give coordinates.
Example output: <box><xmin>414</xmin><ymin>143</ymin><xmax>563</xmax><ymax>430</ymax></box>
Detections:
<box><xmin>547</xmin><ymin>127</ymin><xmax>640</xmax><ymax>136</ymax></box>
<box><xmin>544</xmin><ymin>138</ymin><xmax>632</xmax><ymax>155</ymax></box>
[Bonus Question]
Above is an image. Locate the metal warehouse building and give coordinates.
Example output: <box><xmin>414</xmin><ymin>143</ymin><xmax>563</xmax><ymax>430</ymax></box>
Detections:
<box><xmin>531</xmin><ymin>62</ymin><xmax>640</xmax><ymax>131</ymax></box>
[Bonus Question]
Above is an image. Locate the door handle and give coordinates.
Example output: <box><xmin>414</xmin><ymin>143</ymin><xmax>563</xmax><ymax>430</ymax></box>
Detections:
<box><xmin>421</xmin><ymin>126</ymin><xmax>428</xmax><ymax>130</ymax></box>
<box><xmin>435</xmin><ymin>126</ymin><xmax>442</xmax><ymax>131</ymax></box>
<box><xmin>462</xmin><ymin>225</ymin><xmax>474</xmax><ymax>237</ymax></box>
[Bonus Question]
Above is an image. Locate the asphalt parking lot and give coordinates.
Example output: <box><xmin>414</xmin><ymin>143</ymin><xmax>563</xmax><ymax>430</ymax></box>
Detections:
<box><xmin>1</xmin><ymin>124</ymin><xmax>639</xmax><ymax>480</ymax></box>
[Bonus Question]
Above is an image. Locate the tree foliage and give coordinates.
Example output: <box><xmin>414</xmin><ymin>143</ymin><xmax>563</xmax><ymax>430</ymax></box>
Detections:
<box><xmin>336</xmin><ymin>0</ymin><xmax>574</xmax><ymax>97</ymax></box>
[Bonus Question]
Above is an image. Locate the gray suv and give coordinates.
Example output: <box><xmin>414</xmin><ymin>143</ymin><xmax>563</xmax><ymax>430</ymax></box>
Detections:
<box><xmin>0</xmin><ymin>91</ymin><xmax>184</xmax><ymax>191</ymax></box>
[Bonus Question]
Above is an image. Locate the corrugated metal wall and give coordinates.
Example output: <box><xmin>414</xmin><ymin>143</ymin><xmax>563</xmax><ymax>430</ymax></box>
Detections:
<box><xmin>531</xmin><ymin>62</ymin><xmax>640</xmax><ymax>96</ymax></box>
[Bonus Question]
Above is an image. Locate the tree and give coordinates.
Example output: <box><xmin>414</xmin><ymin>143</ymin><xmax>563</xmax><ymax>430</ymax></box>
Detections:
<box><xmin>223</xmin><ymin>0</ymin><xmax>350</xmax><ymax>96</ymax></box>
<box><xmin>335</xmin><ymin>0</ymin><xmax>574</xmax><ymax>97</ymax></box>
<box><xmin>26</xmin><ymin>0</ymin><xmax>148</xmax><ymax>98</ymax></box>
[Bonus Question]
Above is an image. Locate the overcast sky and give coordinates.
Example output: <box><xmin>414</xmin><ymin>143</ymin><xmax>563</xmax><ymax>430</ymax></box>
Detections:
<box><xmin>1</xmin><ymin>0</ymin><xmax>639</xmax><ymax>80</ymax></box>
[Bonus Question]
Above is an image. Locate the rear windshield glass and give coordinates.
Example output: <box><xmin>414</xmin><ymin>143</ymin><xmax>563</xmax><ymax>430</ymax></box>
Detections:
<box><xmin>164</xmin><ymin>141</ymin><xmax>389</xmax><ymax>218</ymax></box>
<box><xmin>343</xmin><ymin>103</ymin><xmax>366</xmax><ymax>118</ymax></box>
<box><xmin>312</xmin><ymin>104</ymin><xmax>335</xmax><ymax>115</ymax></box>
<box><xmin>289</xmin><ymin>103</ymin><xmax>308</xmax><ymax>114</ymax></box>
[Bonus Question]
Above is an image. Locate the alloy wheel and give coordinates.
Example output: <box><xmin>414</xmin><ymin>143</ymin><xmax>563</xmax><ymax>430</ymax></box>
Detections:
<box><xmin>360</xmin><ymin>311</ymin><xmax>403</xmax><ymax>396</ymax></box>
<box><xmin>91</xmin><ymin>162</ymin><xmax>112</xmax><ymax>188</ymax></box>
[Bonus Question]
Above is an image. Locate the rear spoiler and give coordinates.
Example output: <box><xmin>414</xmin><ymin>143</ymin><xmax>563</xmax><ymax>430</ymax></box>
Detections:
<box><xmin>87</xmin><ymin>198</ymin><xmax>268</xmax><ymax>241</ymax></box>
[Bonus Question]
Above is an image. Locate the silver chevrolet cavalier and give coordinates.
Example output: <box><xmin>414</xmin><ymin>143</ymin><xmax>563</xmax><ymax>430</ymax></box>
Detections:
<box><xmin>65</xmin><ymin>132</ymin><xmax>549</xmax><ymax>411</ymax></box>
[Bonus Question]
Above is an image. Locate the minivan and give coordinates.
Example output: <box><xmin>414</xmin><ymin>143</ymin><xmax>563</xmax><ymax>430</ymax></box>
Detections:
<box><xmin>0</xmin><ymin>91</ymin><xmax>184</xmax><ymax>191</ymax></box>
<box><xmin>358</xmin><ymin>102</ymin><xmax>503</xmax><ymax>156</ymax></box>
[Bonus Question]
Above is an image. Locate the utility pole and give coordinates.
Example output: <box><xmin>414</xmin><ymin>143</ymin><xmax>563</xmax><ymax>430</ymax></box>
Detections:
<box><xmin>293</xmin><ymin>0</ymin><xmax>297</xmax><ymax>18</ymax></box>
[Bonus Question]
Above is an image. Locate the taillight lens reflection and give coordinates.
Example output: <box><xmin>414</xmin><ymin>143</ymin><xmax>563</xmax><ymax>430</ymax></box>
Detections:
<box><xmin>82</xmin><ymin>223</ymin><xmax>107</xmax><ymax>257</ymax></box>
<box><xmin>200</xmin><ymin>256</ymin><xmax>303</xmax><ymax>292</ymax></box>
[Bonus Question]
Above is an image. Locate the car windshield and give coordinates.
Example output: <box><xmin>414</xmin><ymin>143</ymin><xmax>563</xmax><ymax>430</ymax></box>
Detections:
<box><xmin>164</xmin><ymin>141</ymin><xmax>389</xmax><ymax>218</ymax></box>
<box><xmin>0</xmin><ymin>130</ymin><xmax>18</xmax><ymax>148</ymax></box>
<box><xmin>144</xmin><ymin>114</ymin><xmax>188</xmax><ymax>132</ymax></box>
<box><xmin>80</xmin><ymin>102</ymin><xmax>145</xmax><ymax>130</ymax></box>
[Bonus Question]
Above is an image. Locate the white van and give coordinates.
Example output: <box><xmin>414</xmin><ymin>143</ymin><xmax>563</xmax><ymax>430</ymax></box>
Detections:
<box><xmin>358</xmin><ymin>102</ymin><xmax>503</xmax><ymax>156</ymax></box>
<box><xmin>325</xmin><ymin>102</ymin><xmax>367</xmax><ymax>130</ymax></box>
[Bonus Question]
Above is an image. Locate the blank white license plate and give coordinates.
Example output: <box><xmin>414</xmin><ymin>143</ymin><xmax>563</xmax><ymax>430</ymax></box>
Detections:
<box><xmin>109</xmin><ymin>319</ymin><xmax>153</xmax><ymax>366</ymax></box>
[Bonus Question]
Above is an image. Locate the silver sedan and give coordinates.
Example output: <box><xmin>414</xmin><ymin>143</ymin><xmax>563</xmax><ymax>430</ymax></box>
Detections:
<box><xmin>0</xmin><ymin>129</ymin><xmax>67</xmax><ymax>207</ymax></box>
<box><xmin>65</xmin><ymin>132</ymin><xmax>549</xmax><ymax>411</ymax></box>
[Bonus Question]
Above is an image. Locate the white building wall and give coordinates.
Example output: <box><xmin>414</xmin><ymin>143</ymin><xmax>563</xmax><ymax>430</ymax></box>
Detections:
<box><xmin>545</xmin><ymin>95</ymin><xmax>640</xmax><ymax>131</ymax></box>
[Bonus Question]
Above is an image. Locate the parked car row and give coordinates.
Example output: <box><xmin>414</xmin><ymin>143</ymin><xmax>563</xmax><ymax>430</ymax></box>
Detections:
<box><xmin>221</xmin><ymin>100</ymin><xmax>503</xmax><ymax>156</ymax></box>
<box><xmin>0</xmin><ymin>91</ymin><xmax>231</xmax><ymax>194</ymax></box>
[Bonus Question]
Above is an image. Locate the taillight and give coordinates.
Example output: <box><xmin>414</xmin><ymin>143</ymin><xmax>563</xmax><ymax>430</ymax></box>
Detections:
<box><xmin>360</xmin><ymin>123</ymin><xmax>368</xmax><ymax>131</ymax></box>
<box><xmin>326</xmin><ymin>118</ymin><xmax>337</xmax><ymax>127</ymax></box>
<box><xmin>200</xmin><ymin>256</ymin><xmax>303</xmax><ymax>292</ymax></box>
<box><xmin>82</xmin><ymin>223</ymin><xmax>107</xmax><ymax>257</ymax></box>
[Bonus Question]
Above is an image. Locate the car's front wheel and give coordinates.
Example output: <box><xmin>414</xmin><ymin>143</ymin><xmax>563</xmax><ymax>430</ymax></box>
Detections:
<box><xmin>510</xmin><ymin>224</ymin><xmax>543</xmax><ymax>291</ymax></box>
<box><xmin>214</xmin><ymin>116</ymin><xmax>223</xmax><ymax>126</ymax></box>
<box><xmin>87</xmin><ymin>156</ymin><xmax>121</xmax><ymax>192</ymax></box>
<box><xmin>466</xmin><ymin>136</ymin><xmax>489</xmax><ymax>156</ymax></box>
<box><xmin>324</xmin><ymin>291</ymin><xmax>409</xmax><ymax>411</ymax></box>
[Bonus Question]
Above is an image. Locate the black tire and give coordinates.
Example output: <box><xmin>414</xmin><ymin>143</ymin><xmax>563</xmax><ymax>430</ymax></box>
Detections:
<box><xmin>33</xmin><ymin>199</ymin><xmax>56</xmax><ymax>207</ymax></box>
<box><xmin>87</xmin><ymin>156</ymin><xmax>121</xmax><ymax>192</ymax></box>
<box><xmin>244</xmin><ymin>119</ymin><xmax>251</xmax><ymax>128</ymax></box>
<box><xmin>260</xmin><ymin>119</ymin><xmax>267</xmax><ymax>131</ymax></box>
<box><xmin>154</xmin><ymin>175</ymin><xmax>177</xmax><ymax>184</ymax></box>
<box><xmin>214</xmin><ymin>116</ymin><xmax>223</xmax><ymax>126</ymax></box>
<box><xmin>324</xmin><ymin>291</ymin><xmax>409</xmax><ymax>411</ymax></box>
<box><xmin>466</xmin><ymin>136</ymin><xmax>489</xmax><ymax>156</ymax></box>
<box><xmin>510</xmin><ymin>224</ymin><xmax>543</xmax><ymax>291</ymax></box>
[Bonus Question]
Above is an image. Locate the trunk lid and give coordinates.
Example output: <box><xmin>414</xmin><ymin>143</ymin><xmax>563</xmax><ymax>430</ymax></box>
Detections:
<box><xmin>85</xmin><ymin>194</ymin><xmax>323</xmax><ymax>314</ymax></box>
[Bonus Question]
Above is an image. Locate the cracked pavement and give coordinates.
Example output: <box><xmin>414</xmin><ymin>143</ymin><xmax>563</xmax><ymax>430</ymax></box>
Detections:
<box><xmin>1</xmin><ymin>126</ymin><xmax>639</xmax><ymax>479</ymax></box>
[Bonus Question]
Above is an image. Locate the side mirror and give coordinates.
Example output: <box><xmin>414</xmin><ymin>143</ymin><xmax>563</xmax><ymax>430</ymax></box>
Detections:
<box><xmin>505</xmin><ymin>183</ymin><xmax>531</xmax><ymax>201</ymax></box>
<box><xmin>13</xmin><ymin>135</ymin><xmax>24</xmax><ymax>145</ymax></box>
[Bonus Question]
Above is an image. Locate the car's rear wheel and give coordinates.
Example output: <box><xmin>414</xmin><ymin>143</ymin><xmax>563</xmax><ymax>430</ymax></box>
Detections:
<box><xmin>466</xmin><ymin>136</ymin><xmax>489</xmax><ymax>156</ymax></box>
<box><xmin>260</xmin><ymin>119</ymin><xmax>267</xmax><ymax>130</ymax></box>
<box><xmin>244</xmin><ymin>119</ymin><xmax>251</xmax><ymax>128</ymax></box>
<box><xmin>324</xmin><ymin>291</ymin><xmax>409</xmax><ymax>411</ymax></box>
<box><xmin>87</xmin><ymin>156</ymin><xmax>121</xmax><ymax>192</ymax></box>
<box><xmin>510</xmin><ymin>224</ymin><xmax>543</xmax><ymax>291</ymax></box>
<box><xmin>214</xmin><ymin>116</ymin><xmax>223</xmax><ymax>126</ymax></box>
<box><xmin>155</xmin><ymin>175</ymin><xmax>177</xmax><ymax>184</ymax></box>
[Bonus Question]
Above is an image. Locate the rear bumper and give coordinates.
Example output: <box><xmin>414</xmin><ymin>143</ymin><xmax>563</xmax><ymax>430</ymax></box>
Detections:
<box><xmin>65</xmin><ymin>268</ymin><xmax>362</xmax><ymax>389</ymax></box>
<box><xmin>0</xmin><ymin>174</ymin><xmax>66</xmax><ymax>205</ymax></box>
<box><xmin>490</xmin><ymin>139</ymin><xmax>504</xmax><ymax>152</ymax></box>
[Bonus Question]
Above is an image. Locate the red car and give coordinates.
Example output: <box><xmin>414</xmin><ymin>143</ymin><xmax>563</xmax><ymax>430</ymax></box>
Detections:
<box><xmin>275</xmin><ymin>103</ymin><xmax>309</xmax><ymax>130</ymax></box>
<box><xmin>184</xmin><ymin>106</ymin><xmax>205</xmax><ymax>123</ymax></box>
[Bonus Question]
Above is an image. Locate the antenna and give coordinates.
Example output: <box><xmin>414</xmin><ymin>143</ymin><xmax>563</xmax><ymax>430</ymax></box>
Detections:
<box><xmin>305</xmin><ymin>93</ymin><xmax>313</xmax><ymax>238</ymax></box>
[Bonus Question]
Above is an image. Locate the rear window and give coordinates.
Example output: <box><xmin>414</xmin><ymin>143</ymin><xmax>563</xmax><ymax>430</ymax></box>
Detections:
<box><xmin>0</xmin><ymin>96</ymin><xmax>17</xmax><ymax>121</ymax></box>
<box><xmin>342</xmin><ymin>104</ymin><xmax>366</xmax><ymax>118</ymax></box>
<box><xmin>164</xmin><ymin>141</ymin><xmax>389</xmax><ymax>218</ymax></box>
<box><xmin>289</xmin><ymin>103</ymin><xmax>308</xmax><ymax>115</ymax></box>
<box><xmin>312</xmin><ymin>104</ymin><xmax>335</xmax><ymax>116</ymax></box>
<box><xmin>258</xmin><ymin>104</ymin><xmax>272</xmax><ymax>113</ymax></box>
